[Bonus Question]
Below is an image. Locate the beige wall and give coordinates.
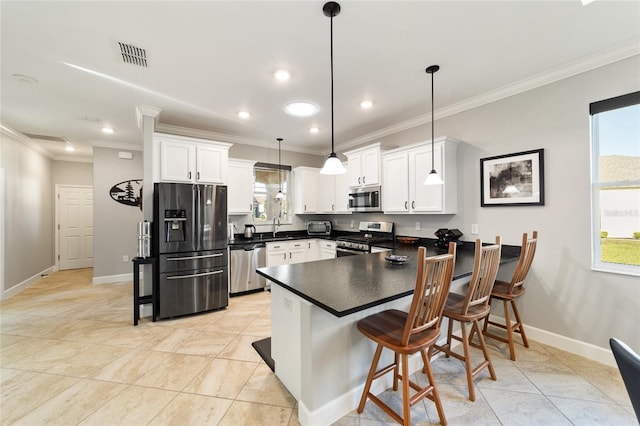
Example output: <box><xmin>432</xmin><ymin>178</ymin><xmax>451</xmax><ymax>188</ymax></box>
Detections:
<box><xmin>1</xmin><ymin>131</ymin><xmax>54</xmax><ymax>291</ymax></box>
<box><xmin>52</xmin><ymin>160</ymin><xmax>93</xmax><ymax>186</ymax></box>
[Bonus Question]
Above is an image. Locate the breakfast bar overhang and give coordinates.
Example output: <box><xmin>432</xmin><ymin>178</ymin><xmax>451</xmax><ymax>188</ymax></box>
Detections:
<box><xmin>257</xmin><ymin>244</ymin><xmax>520</xmax><ymax>426</ymax></box>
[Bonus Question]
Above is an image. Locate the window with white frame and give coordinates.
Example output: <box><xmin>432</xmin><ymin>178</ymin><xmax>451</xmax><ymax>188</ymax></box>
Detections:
<box><xmin>252</xmin><ymin>162</ymin><xmax>291</xmax><ymax>224</ymax></box>
<box><xmin>590</xmin><ymin>91</ymin><xmax>640</xmax><ymax>276</ymax></box>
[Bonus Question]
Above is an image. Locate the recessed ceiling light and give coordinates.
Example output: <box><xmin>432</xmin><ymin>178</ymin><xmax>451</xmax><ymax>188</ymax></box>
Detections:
<box><xmin>65</xmin><ymin>145</ymin><xmax>75</xmax><ymax>152</ymax></box>
<box><xmin>274</xmin><ymin>70</ymin><xmax>291</xmax><ymax>81</ymax></box>
<box><xmin>238</xmin><ymin>111</ymin><xmax>251</xmax><ymax>119</ymax></box>
<box><xmin>310</xmin><ymin>127</ymin><xmax>320</xmax><ymax>134</ymax></box>
<box><xmin>284</xmin><ymin>102</ymin><xmax>318</xmax><ymax>117</ymax></box>
<box><xmin>360</xmin><ymin>100</ymin><xmax>373</xmax><ymax>109</ymax></box>
<box><xmin>101</xmin><ymin>126</ymin><xmax>115</xmax><ymax>134</ymax></box>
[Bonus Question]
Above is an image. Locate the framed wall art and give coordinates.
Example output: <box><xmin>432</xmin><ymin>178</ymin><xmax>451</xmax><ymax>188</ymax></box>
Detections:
<box><xmin>480</xmin><ymin>149</ymin><xmax>545</xmax><ymax>207</ymax></box>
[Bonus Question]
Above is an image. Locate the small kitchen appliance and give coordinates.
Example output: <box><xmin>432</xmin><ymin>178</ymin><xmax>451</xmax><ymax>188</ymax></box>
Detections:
<box><xmin>434</xmin><ymin>228</ymin><xmax>463</xmax><ymax>249</ymax></box>
<box><xmin>244</xmin><ymin>224</ymin><xmax>256</xmax><ymax>239</ymax></box>
<box><xmin>335</xmin><ymin>221</ymin><xmax>394</xmax><ymax>256</ymax></box>
<box><xmin>307</xmin><ymin>220</ymin><xmax>332</xmax><ymax>236</ymax></box>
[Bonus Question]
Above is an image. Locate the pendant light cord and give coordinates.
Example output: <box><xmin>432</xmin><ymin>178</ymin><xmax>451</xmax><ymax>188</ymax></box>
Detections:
<box><xmin>330</xmin><ymin>12</ymin><xmax>335</xmax><ymax>154</ymax></box>
<box><xmin>431</xmin><ymin>69</ymin><xmax>435</xmax><ymax>169</ymax></box>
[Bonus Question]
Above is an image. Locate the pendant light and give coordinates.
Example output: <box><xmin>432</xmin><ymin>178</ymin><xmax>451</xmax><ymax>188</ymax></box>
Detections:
<box><xmin>275</xmin><ymin>138</ymin><xmax>285</xmax><ymax>201</ymax></box>
<box><xmin>423</xmin><ymin>65</ymin><xmax>444</xmax><ymax>185</ymax></box>
<box><xmin>320</xmin><ymin>1</ymin><xmax>347</xmax><ymax>175</ymax></box>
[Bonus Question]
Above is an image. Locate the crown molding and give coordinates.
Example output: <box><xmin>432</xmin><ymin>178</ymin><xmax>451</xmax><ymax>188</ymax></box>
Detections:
<box><xmin>155</xmin><ymin>123</ymin><xmax>325</xmax><ymax>156</ymax></box>
<box><xmin>0</xmin><ymin>123</ymin><xmax>54</xmax><ymax>159</ymax></box>
<box><xmin>338</xmin><ymin>40</ymin><xmax>640</xmax><ymax>151</ymax></box>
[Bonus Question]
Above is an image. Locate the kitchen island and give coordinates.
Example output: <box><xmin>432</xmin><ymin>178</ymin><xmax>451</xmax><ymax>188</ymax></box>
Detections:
<box><xmin>257</xmin><ymin>243</ymin><xmax>519</xmax><ymax>426</ymax></box>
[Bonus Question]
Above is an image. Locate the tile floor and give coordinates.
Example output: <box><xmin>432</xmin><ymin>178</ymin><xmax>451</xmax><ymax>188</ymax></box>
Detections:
<box><xmin>0</xmin><ymin>268</ymin><xmax>635</xmax><ymax>425</ymax></box>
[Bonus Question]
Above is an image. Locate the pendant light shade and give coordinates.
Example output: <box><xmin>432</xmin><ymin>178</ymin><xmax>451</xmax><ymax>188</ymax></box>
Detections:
<box><xmin>320</xmin><ymin>1</ymin><xmax>346</xmax><ymax>175</ymax></box>
<box><xmin>423</xmin><ymin>65</ymin><xmax>444</xmax><ymax>185</ymax></box>
<box><xmin>275</xmin><ymin>138</ymin><xmax>285</xmax><ymax>200</ymax></box>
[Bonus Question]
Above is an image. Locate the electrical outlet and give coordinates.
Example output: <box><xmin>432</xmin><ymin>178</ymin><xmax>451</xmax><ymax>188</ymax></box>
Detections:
<box><xmin>471</xmin><ymin>224</ymin><xmax>479</xmax><ymax>235</ymax></box>
<box><xmin>122</xmin><ymin>255</ymin><xmax>129</xmax><ymax>262</ymax></box>
<box><xmin>415</xmin><ymin>222</ymin><xmax>421</xmax><ymax>230</ymax></box>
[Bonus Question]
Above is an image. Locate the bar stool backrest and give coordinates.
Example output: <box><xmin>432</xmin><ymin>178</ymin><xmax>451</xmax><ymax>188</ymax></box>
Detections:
<box><xmin>508</xmin><ymin>231</ymin><xmax>538</xmax><ymax>294</ymax></box>
<box><xmin>462</xmin><ymin>237</ymin><xmax>502</xmax><ymax>315</ymax></box>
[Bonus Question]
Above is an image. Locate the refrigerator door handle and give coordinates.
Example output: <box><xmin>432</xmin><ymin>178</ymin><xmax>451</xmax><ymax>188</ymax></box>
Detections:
<box><xmin>166</xmin><ymin>253</ymin><xmax>223</xmax><ymax>261</ymax></box>
<box><xmin>166</xmin><ymin>270</ymin><xmax>224</xmax><ymax>280</ymax></box>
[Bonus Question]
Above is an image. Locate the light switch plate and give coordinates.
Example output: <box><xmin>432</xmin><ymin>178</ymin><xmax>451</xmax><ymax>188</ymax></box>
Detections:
<box><xmin>471</xmin><ymin>224</ymin><xmax>479</xmax><ymax>235</ymax></box>
<box><xmin>415</xmin><ymin>222</ymin><xmax>421</xmax><ymax>230</ymax></box>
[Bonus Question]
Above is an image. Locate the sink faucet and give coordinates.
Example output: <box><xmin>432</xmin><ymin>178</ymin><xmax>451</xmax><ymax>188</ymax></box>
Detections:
<box><xmin>273</xmin><ymin>217</ymin><xmax>280</xmax><ymax>238</ymax></box>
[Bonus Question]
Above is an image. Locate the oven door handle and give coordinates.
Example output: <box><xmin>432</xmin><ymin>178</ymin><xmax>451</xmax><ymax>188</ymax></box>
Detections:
<box><xmin>336</xmin><ymin>247</ymin><xmax>367</xmax><ymax>255</ymax></box>
<box><xmin>166</xmin><ymin>270</ymin><xmax>224</xmax><ymax>280</ymax></box>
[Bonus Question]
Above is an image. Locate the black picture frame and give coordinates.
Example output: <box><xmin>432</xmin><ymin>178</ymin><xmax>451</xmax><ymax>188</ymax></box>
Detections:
<box><xmin>480</xmin><ymin>149</ymin><xmax>545</xmax><ymax>207</ymax></box>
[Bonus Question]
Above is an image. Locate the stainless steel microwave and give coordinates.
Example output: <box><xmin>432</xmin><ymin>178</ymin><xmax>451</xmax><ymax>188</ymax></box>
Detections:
<box><xmin>348</xmin><ymin>186</ymin><xmax>382</xmax><ymax>212</ymax></box>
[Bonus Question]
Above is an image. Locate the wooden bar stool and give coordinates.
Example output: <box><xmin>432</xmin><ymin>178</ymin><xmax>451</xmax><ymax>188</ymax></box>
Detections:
<box><xmin>433</xmin><ymin>237</ymin><xmax>502</xmax><ymax>401</ymax></box>
<box><xmin>483</xmin><ymin>231</ymin><xmax>538</xmax><ymax>361</ymax></box>
<box><xmin>357</xmin><ymin>244</ymin><xmax>456</xmax><ymax>426</ymax></box>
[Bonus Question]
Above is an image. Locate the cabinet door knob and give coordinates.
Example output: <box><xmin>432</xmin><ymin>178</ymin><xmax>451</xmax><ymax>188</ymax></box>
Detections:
<box><xmin>363</xmin><ymin>176</ymin><xmax>366</xmax><ymax>184</ymax></box>
<box><xmin>289</xmin><ymin>252</ymin><xmax>292</xmax><ymax>259</ymax></box>
<box><xmin>358</xmin><ymin>177</ymin><xmax>361</xmax><ymax>184</ymax></box>
<box><xmin>197</xmin><ymin>172</ymin><xmax>200</xmax><ymax>180</ymax></box>
<box><xmin>283</xmin><ymin>253</ymin><xmax>286</xmax><ymax>260</ymax></box>
<box><xmin>404</xmin><ymin>201</ymin><xmax>408</xmax><ymax>210</ymax></box>
<box><xmin>188</xmin><ymin>171</ymin><xmax>192</xmax><ymax>179</ymax></box>
<box><xmin>412</xmin><ymin>201</ymin><xmax>415</xmax><ymax>209</ymax></box>
<box><xmin>332</xmin><ymin>204</ymin><xmax>335</xmax><ymax>211</ymax></box>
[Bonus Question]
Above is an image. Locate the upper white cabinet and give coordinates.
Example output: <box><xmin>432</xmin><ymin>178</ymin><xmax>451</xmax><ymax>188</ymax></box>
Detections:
<box><xmin>382</xmin><ymin>137</ymin><xmax>459</xmax><ymax>214</ymax></box>
<box><xmin>344</xmin><ymin>143</ymin><xmax>383</xmax><ymax>188</ymax></box>
<box><xmin>293</xmin><ymin>167</ymin><xmax>320</xmax><ymax>214</ymax></box>
<box><xmin>154</xmin><ymin>133</ymin><xmax>231</xmax><ymax>184</ymax></box>
<box><xmin>319</xmin><ymin>163</ymin><xmax>350</xmax><ymax>214</ymax></box>
<box><xmin>228</xmin><ymin>158</ymin><xmax>256</xmax><ymax>215</ymax></box>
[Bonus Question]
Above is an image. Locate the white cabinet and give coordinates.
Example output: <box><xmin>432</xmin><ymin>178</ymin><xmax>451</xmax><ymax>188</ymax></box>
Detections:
<box><xmin>382</xmin><ymin>137</ymin><xmax>459</xmax><ymax>214</ymax></box>
<box><xmin>266</xmin><ymin>240</ymin><xmax>311</xmax><ymax>266</ymax></box>
<box><xmin>154</xmin><ymin>133</ymin><xmax>231</xmax><ymax>184</ymax></box>
<box><xmin>293</xmin><ymin>167</ymin><xmax>320</xmax><ymax>214</ymax></box>
<box><xmin>319</xmin><ymin>164</ymin><xmax>350</xmax><ymax>213</ymax></box>
<box><xmin>319</xmin><ymin>240</ymin><xmax>337</xmax><ymax>259</ymax></box>
<box><xmin>228</xmin><ymin>159</ymin><xmax>255</xmax><ymax>214</ymax></box>
<box><xmin>344</xmin><ymin>143</ymin><xmax>382</xmax><ymax>188</ymax></box>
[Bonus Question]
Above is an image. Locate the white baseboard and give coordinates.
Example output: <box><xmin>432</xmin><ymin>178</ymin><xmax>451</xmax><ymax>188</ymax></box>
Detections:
<box><xmin>1</xmin><ymin>265</ymin><xmax>55</xmax><ymax>300</ymax></box>
<box><xmin>92</xmin><ymin>273</ymin><xmax>132</xmax><ymax>285</ymax></box>
<box><xmin>490</xmin><ymin>315</ymin><xmax>616</xmax><ymax>367</ymax></box>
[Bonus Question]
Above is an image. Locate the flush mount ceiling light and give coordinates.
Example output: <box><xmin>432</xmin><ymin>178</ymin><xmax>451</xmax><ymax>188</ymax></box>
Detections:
<box><xmin>360</xmin><ymin>100</ymin><xmax>373</xmax><ymax>109</ymax></box>
<box><xmin>65</xmin><ymin>143</ymin><xmax>75</xmax><ymax>152</ymax></box>
<box><xmin>238</xmin><ymin>111</ymin><xmax>251</xmax><ymax>119</ymax></box>
<box><xmin>274</xmin><ymin>69</ymin><xmax>291</xmax><ymax>81</ymax></box>
<box><xmin>101</xmin><ymin>126</ymin><xmax>114</xmax><ymax>134</ymax></box>
<box><xmin>276</xmin><ymin>138</ymin><xmax>285</xmax><ymax>201</ymax></box>
<box><xmin>310</xmin><ymin>127</ymin><xmax>320</xmax><ymax>134</ymax></box>
<box><xmin>284</xmin><ymin>101</ymin><xmax>318</xmax><ymax>117</ymax></box>
<box><xmin>423</xmin><ymin>65</ymin><xmax>444</xmax><ymax>185</ymax></box>
<box><xmin>319</xmin><ymin>1</ymin><xmax>347</xmax><ymax>175</ymax></box>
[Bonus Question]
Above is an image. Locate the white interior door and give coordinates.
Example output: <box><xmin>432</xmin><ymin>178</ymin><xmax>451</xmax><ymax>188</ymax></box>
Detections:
<box><xmin>58</xmin><ymin>186</ymin><xmax>94</xmax><ymax>270</ymax></box>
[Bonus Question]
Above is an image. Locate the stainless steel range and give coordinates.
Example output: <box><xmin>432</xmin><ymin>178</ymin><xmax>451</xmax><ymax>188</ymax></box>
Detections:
<box><xmin>335</xmin><ymin>221</ymin><xmax>394</xmax><ymax>256</ymax></box>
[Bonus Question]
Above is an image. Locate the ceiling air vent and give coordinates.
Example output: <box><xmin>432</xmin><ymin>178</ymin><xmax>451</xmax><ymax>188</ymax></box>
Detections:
<box><xmin>22</xmin><ymin>133</ymin><xmax>68</xmax><ymax>143</ymax></box>
<box><xmin>118</xmin><ymin>42</ymin><xmax>147</xmax><ymax>67</ymax></box>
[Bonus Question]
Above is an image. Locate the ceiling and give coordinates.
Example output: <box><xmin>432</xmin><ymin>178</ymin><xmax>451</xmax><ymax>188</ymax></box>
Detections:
<box><xmin>1</xmin><ymin>1</ymin><xmax>639</xmax><ymax>162</ymax></box>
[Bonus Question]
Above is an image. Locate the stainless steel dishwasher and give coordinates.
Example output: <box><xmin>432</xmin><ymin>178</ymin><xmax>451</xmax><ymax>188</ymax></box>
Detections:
<box><xmin>230</xmin><ymin>242</ymin><xmax>267</xmax><ymax>296</ymax></box>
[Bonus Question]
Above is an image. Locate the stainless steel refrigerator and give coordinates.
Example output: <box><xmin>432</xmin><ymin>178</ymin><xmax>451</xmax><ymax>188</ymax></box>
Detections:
<box><xmin>153</xmin><ymin>182</ymin><xmax>228</xmax><ymax>319</ymax></box>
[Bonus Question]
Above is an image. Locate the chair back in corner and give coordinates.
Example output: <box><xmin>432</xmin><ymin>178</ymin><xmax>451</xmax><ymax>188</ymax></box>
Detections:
<box><xmin>610</xmin><ymin>338</ymin><xmax>640</xmax><ymax>421</ymax></box>
<box><xmin>462</xmin><ymin>236</ymin><xmax>502</xmax><ymax>315</ymax></box>
<box><xmin>508</xmin><ymin>231</ymin><xmax>538</xmax><ymax>294</ymax></box>
<box><xmin>402</xmin><ymin>244</ymin><xmax>456</xmax><ymax>346</ymax></box>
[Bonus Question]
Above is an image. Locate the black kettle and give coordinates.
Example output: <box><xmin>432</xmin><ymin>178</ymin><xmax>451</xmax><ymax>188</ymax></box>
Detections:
<box><xmin>244</xmin><ymin>224</ymin><xmax>256</xmax><ymax>239</ymax></box>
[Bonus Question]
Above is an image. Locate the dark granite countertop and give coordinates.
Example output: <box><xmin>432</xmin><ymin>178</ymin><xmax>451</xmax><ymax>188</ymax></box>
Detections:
<box><xmin>257</xmin><ymin>241</ymin><xmax>520</xmax><ymax>318</ymax></box>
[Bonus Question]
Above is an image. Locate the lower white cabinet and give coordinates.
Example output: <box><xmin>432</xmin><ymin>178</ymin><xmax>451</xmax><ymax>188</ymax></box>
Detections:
<box><xmin>319</xmin><ymin>241</ymin><xmax>337</xmax><ymax>259</ymax></box>
<box><xmin>228</xmin><ymin>158</ymin><xmax>255</xmax><ymax>214</ymax></box>
<box><xmin>266</xmin><ymin>239</ymin><xmax>336</xmax><ymax>266</ymax></box>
